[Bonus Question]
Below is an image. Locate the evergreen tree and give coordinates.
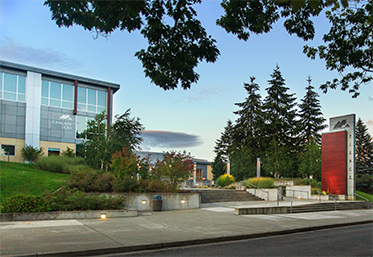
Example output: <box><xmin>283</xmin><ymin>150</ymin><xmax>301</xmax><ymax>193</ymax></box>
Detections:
<box><xmin>298</xmin><ymin>138</ymin><xmax>321</xmax><ymax>181</ymax></box>
<box><xmin>214</xmin><ymin>120</ymin><xmax>235</xmax><ymax>161</ymax></box>
<box><xmin>262</xmin><ymin>66</ymin><xmax>299</xmax><ymax>178</ymax></box>
<box><xmin>233</xmin><ymin>77</ymin><xmax>263</xmax><ymax>147</ymax></box>
<box><xmin>211</xmin><ymin>152</ymin><xmax>226</xmax><ymax>180</ymax></box>
<box><xmin>229</xmin><ymin>77</ymin><xmax>264</xmax><ymax>180</ymax></box>
<box><xmin>298</xmin><ymin>76</ymin><xmax>327</xmax><ymax>145</ymax></box>
<box><xmin>356</xmin><ymin>118</ymin><xmax>373</xmax><ymax>177</ymax></box>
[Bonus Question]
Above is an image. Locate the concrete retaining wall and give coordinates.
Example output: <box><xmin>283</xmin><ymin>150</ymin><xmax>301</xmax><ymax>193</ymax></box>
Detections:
<box><xmin>99</xmin><ymin>193</ymin><xmax>200</xmax><ymax>211</ymax></box>
<box><xmin>0</xmin><ymin>209</ymin><xmax>137</xmax><ymax>222</ymax></box>
<box><xmin>247</xmin><ymin>188</ymin><xmax>278</xmax><ymax>201</ymax></box>
<box><xmin>286</xmin><ymin>186</ymin><xmax>311</xmax><ymax>199</ymax></box>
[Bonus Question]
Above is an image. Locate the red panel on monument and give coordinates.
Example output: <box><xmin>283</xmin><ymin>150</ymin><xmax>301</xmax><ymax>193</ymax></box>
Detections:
<box><xmin>321</xmin><ymin>131</ymin><xmax>347</xmax><ymax>195</ymax></box>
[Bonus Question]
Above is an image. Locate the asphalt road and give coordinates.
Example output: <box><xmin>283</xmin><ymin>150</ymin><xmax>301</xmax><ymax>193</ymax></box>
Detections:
<box><xmin>106</xmin><ymin>224</ymin><xmax>373</xmax><ymax>257</ymax></box>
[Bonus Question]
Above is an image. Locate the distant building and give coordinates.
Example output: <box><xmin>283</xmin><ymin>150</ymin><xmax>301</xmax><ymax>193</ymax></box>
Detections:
<box><xmin>136</xmin><ymin>151</ymin><xmax>213</xmax><ymax>184</ymax></box>
<box><xmin>0</xmin><ymin>60</ymin><xmax>120</xmax><ymax>162</ymax></box>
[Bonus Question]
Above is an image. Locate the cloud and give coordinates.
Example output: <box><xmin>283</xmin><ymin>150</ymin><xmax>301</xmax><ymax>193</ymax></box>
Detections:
<box><xmin>0</xmin><ymin>38</ymin><xmax>80</xmax><ymax>69</ymax></box>
<box><xmin>185</xmin><ymin>85</ymin><xmax>223</xmax><ymax>103</ymax></box>
<box><xmin>366</xmin><ymin>120</ymin><xmax>373</xmax><ymax>126</ymax></box>
<box><xmin>141</xmin><ymin>130</ymin><xmax>203</xmax><ymax>150</ymax></box>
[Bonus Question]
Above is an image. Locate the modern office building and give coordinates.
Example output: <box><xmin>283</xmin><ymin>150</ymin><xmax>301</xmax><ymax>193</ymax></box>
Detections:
<box><xmin>0</xmin><ymin>60</ymin><xmax>120</xmax><ymax>163</ymax></box>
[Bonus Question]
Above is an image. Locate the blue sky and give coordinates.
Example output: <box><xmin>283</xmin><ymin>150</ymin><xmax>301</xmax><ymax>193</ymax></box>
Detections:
<box><xmin>1</xmin><ymin>0</ymin><xmax>372</xmax><ymax>161</ymax></box>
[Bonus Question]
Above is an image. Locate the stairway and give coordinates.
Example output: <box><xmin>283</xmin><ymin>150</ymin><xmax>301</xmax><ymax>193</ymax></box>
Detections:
<box><xmin>191</xmin><ymin>189</ymin><xmax>263</xmax><ymax>203</ymax></box>
<box><xmin>288</xmin><ymin>201</ymin><xmax>370</xmax><ymax>213</ymax></box>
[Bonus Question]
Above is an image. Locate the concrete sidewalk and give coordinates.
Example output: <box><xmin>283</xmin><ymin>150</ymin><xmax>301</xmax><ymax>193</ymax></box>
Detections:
<box><xmin>1</xmin><ymin>201</ymin><xmax>372</xmax><ymax>257</ymax></box>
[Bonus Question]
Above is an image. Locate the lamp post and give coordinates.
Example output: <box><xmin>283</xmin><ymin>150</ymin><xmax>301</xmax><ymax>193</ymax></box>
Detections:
<box><xmin>193</xmin><ymin>162</ymin><xmax>196</xmax><ymax>187</ymax></box>
<box><xmin>227</xmin><ymin>160</ymin><xmax>230</xmax><ymax>175</ymax></box>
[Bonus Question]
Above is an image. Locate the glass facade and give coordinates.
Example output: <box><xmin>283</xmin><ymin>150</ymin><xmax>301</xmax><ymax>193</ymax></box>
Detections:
<box><xmin>76</xmin><ymin>115</ymin><xmax>94</xmax><ymax>139</ymax></box>
<box><xmin>77</xmin><ymin>87</ymin><xmax>107</xmax><ymax>113</ymax></box>
<box><xmin>41</xmin><ymin>80</ymin><xmax>74</xmax><ymax>109</ymax></box>
<box><xmin>0</xmin><ymin>72</ymin><xmax>26</xmax><ymax>102</ymax></box>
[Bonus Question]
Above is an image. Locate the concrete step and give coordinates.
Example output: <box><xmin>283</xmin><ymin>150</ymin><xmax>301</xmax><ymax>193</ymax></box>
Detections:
<box><xmin>287</xmin><ymin>202</ymin><xmax>370</xmax><ymax>213</ymax></box>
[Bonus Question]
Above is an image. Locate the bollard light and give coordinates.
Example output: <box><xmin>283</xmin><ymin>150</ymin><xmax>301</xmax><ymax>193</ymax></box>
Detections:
<box><xmin>100</xmin><ymin>212</ymin><xmax>107</xmax><ymax>219</ymax></box>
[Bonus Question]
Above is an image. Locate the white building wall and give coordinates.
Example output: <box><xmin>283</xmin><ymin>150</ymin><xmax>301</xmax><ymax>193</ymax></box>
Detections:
<box><xmin>25</xmin><ymin>71</ymin><xmax>41</xmax><ymax>149</ymax></box>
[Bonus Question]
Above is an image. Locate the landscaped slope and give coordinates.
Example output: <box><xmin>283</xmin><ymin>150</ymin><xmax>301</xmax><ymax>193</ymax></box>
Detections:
<box><xmin>0</xmin><ymin>161</ymin><xmax>69</xmax><ymax>203</ymax></box>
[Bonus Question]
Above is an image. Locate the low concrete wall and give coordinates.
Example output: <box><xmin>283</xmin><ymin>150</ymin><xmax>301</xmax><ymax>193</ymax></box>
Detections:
<box><xmin>310</xmin><ymin>195</ymin><xmax>330</xmax><ymax>201</ymax></box>
<box><xmin>286</xmin><ymin>185</ymin><xmax>311</xmax><ymax>199</ymax></box>
<box><xmin>0</xmin><ymin>209</ymin><xmax>137</xmax><ymax>222</ymax></box>
<box><xmin>247</xmin><ymin>188</ymin><xmax>278</xmax><ymax>201</ymax></box>
<box><xmin>235</xmin><ymin>206</ymin><xmax>287</xmax><ymax>215</ymax></box>
<box><xmin>100</xmin><ymin>193</ymin><xmax>200</xmax><ymax>211</ymax></box>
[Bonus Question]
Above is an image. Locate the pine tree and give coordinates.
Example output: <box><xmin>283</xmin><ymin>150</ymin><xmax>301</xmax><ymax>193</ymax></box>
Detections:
<box><xmin>211</xmin><ymin>152</ymin><xmax>226</xmax><ymax>180</ymax></box>
<box><xmin>229</xmin><ymin>77</ymin><xmax>264</xmax><ymax>180</ymax></box>
<box><xmin>298</xmin><ymin>76</ymin><xmax>327</xmax><ymax>145</ymax></box>
<box><xmin>214</xmin><ymin>120</ymin><xmax>234</xmax><ymax>161</ymax></box>
<box><xmin>233</xmin><ymin>77</ymin><xmax>263</xmax><ymax>147</ymax></box>
<box><xmin>262</xmin><ymin>66</ymin><xmax>299</xmax><ymax>178</ymax></box>
<box><xmin>356</xmin><ymin>118</ymin><xmax>373</xmax><ymax>177</ymax></box>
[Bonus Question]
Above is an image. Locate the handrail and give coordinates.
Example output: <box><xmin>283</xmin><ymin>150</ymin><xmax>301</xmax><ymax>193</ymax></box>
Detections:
<box><xmin>317</xmin><ymin>191</ymin><xmax>337</xmax><ymax>210</ymax></box>
<box><xmin>277</xmin><ymin>189</ymin><xmax>293</xmax><ymax>213</ymax></box>
<box><xmin>286</xmin><ymin>189</ymin><xmax>309</xmax><ymax>199</ymax></box>
<box><xmin>244</xmin><ymin>182</ymin><xmax>269</xmax><ymax>201</ymax></box>
<box><xmin>355</xmin><ymin>192</ymin><xmax>370</xmax><ymax>209</ymax></box>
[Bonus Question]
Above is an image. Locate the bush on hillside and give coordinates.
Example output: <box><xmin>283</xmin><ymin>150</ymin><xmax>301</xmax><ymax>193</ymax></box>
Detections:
<box><xmin>244</xmin><ymin>177</ymin><xmax>275</xmax><ymax>188</ymax></box>
<box><xmin>1</xmin><ymin>194</ymin><xmax>48</xmax><ymax>213</ymax></box>
<box><xmin>68</xmin><ymin>168</ymin><xmax>115</xmax><ymax>192</ymax></box>
<box><xmin>1</xmin><ymin>189</ymin><xmax>126</xmax><ymax>213</ymax></box>
<box><xmin>44</xmin><ymin>188</ymin><xmax>125</xmax><ymax>211</ymax></box>
<box><xmin>21</xmin><ymin>145</ymin><xmax>44</xmax><ymax>163</ymax></box>
<box><xmin>36</xmin><ymin>156</ymin><xmax>88</xmax><ymax>174</ymax></box>
<box><xmin>216</xmin><ymin>174</ymin><xmax>235</xmax><ymax>187</ymax></box>
<box><xmin>61</xmin><ymin>146</ymin><xmax>75</xmax><ymax>158</ymax></box>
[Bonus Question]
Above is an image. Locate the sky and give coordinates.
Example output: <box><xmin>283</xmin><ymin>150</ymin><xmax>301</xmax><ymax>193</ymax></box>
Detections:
<box><xmin>1</xmin><ymin>0</ymin><xmax>372</xmax><ymax>161</ymax></box>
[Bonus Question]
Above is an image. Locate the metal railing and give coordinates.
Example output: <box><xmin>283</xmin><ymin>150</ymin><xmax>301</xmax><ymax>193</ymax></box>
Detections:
<box><xmin>277</xmin><ymin>189</ymin><xmax>293</xmax><ymax>213</ymax></box>
<box><xmin>244</xmin><ymin>182</ymin><xmax>269</xmax><ymax>201</ymax></box>
<box><xmin>286</xmin><ymin>189</ymin><xmax>310</xmax><ymax>199</ymax></box>
<box><xmin>317</xmin><ymin>191</ymin><xmax>337</xmax><ymax>210</ymax></box>
<box><xmin>355</xmin><ymin>192</ymin><xmax>371</xmax><ymax>209</ymax></box>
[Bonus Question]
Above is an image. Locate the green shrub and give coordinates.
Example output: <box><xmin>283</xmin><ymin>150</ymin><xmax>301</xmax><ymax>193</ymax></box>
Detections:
<box><xmin>36</xmin><ymin>156</ymin><xmax>88</xmax><ymax>174</ymax></box>
<box><xmin>244</xmin><ymin>177</ymin><xmax>275</xmax><ymax>188</ymax></box>
<box><xmin>68</xmin><ymin>168</ymin><xmax>115</xmax><ymax>192</ymax></box>
<box><xmin>43</xmin><ymin>188</ymin><xmax>125</xmax><ymax>211</ymax></box>
<box><xmin>1</xmin><ymin>194</ymin><xmax>48</xmax><ymax>213</ymax></box>
<box><xmin>21</xmin><ymin>145</ymin><xmax>44</xmax><ymax>163</ymax></box>
<box><xmin>112</xmin><ymin>177</ymin><xmax>142</xmax><ymax>193</ymax></box>
<box><xmin>303</xmin><ymin>178</ymin><xmax>321</xmax><ymax>189</ymax></box>
<box><xmin>61</xmin><ymin>147</ymin><xmax>75</xmax><ymax>158</ymax></box>
<box><xmin>216</xmin><ymin>174</ymin><xmax>235</xmax><ymax>187</ymax></box>
<box><xmin>356</xmin><ymin>174</ymin><xmax>373</xmax><ymax>194</ymax></box>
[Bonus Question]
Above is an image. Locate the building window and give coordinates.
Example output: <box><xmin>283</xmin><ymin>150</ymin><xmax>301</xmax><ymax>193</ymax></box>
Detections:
<box><xmin>0</xmin><ymin>72</ymin><xmax>26</xmax><ymax>102</ymax></box>
<box><xmin>48</xmin><ymin>148</ymin><xmax>60</xmax><ymax>156</ymax></box>
<box><xmin>1</xmin><ymin>145</ymin><xmax>15</xmax><ymax>156</ymax></box>
<box><xmin>76</xmin><ymin>115</ymin><xmax>95</xmax><ymax>139</ymax></box>
<box><xmin>41</xmin><ymin>80</ymin><xmax>74</xmax><ymax>109</ymax></box>
<box><xmin>77</xmin><ymin>87</ymin><xmax>107</xmax><ymax>113</ymax></box>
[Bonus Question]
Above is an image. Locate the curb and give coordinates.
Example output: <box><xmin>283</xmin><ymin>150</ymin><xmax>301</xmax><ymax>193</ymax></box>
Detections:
<box><xmin>16</xmin><ymin>220</ymin><xmax>373</xmax><ymax>257</ymax></box>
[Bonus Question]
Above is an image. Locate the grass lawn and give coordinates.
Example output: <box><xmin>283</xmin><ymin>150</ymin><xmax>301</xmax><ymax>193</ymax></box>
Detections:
<box><xmin>0</xmin><ymin>161</ymin><xmax>69</xmax><ymax>203</ymax></box>
<box><xmin>356</xmin><ymin>191</ymin><xmax>373</xmax><ymax>202</ymax></box>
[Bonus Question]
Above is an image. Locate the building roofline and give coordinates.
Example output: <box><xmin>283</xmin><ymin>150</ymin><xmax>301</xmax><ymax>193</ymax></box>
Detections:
<box><xmin>0</xmin><ymin>60</ymin><xmax>120</xmax><ymax>93</ymax></box>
